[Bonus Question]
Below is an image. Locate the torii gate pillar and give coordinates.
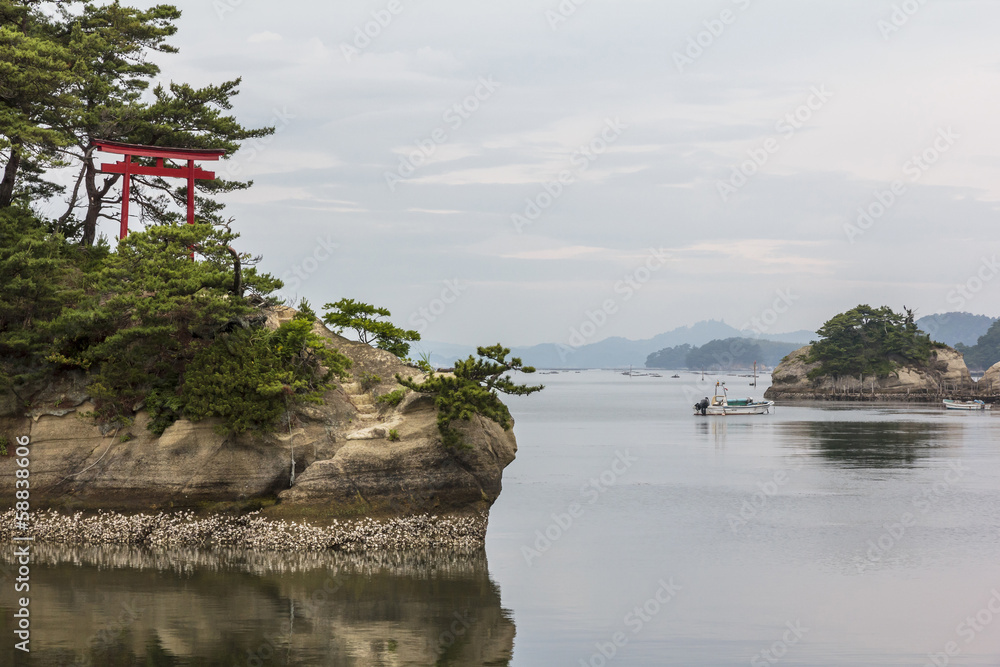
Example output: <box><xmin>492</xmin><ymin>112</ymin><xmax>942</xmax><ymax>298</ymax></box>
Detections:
<box><xmin>90</xmin><ymin>140</ymin><xmax>226</xmax><ymax>239</ymax></box>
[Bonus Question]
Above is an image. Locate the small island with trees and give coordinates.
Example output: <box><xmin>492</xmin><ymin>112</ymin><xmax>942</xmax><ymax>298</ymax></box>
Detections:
<box><xmin>765</xmin><ymin>305</ymin><xmax>992</xmax><ymax>401</ymax></box>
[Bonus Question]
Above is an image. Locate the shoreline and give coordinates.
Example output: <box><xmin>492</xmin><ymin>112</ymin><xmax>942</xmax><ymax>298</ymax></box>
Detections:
<box><xmin>0</xmin><ymin>508</ymin><xmax>488</xmax><ymax>553</ymax></box>
<box><xmin>765</xmin><ymin>393</ymin><xmax>996</xmax><ymax>403</ymax></box>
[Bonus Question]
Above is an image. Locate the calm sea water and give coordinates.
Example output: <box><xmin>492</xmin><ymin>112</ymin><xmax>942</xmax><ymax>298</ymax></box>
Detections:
<box><xmin>5</xmin><ymin>370</ymin><xmax>1000</xmax><ymax>666</ymax></box>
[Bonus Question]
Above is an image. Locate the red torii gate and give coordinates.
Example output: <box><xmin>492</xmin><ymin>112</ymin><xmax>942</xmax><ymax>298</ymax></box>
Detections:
<box><xmin>90</xmin><ymin>140</ymin><xmax>226</xmax><ymax>239</ymax></box>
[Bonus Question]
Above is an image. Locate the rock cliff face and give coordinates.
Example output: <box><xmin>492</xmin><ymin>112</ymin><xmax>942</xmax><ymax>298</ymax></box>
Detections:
<box><xmin>0</xmin><ymin>308</ymin><xmax>517</xmax><ymax>519</ymax></box>
<box><xmin>982</xmin><ymin>361</ymin><xmax>1000</xmax><ymax>393</ymax></box>
<box><xmin>765</xmin><ymin>345</ymin><xmax>974</xmax><ymax>400</ymax></box>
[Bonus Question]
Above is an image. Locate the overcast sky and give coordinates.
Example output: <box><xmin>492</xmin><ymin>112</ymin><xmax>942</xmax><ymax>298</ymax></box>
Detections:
<box><xmin>62</xmin><ymin>0</ymin><xmax>1000</xmax><ymax>347</ymax></box>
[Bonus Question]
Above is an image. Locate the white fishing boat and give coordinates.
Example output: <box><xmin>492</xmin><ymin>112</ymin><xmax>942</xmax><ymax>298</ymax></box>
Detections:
<box><xmin>943</xmin><ymin>399</ymin><xmax>991</xmax><ymax>411</ymax></box>
<box><xmin>694</xmin><ymin>382</ymin><xmax>774</xmax><ymax>416</ymax></box>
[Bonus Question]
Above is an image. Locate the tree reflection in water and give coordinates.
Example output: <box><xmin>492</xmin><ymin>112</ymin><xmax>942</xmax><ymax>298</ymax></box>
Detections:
<box><xmin>0</xmin><ymin>544</ymin><xmax>514</xmax><ymax>666</ymax></box>
<box><xmin>790</xmin><ymin>421</ymin><xmax>959</xmax><ymax>467</ymax></box>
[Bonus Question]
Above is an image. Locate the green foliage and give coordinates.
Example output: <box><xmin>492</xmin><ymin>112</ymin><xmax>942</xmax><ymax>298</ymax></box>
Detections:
<box><xmin>0</xmin><ymin>207</ymin><xmax>106</xmax><ymax>391</ymax></box>
<box><xmin>0</xmin><ymin>214</ymin><xmax>335</xmax><ymax>438</ymax></box>
<box><xmin>322</xmin><ymin>299</ymin><xmax>420</xmax><ymax>358</ymax></box>
<box><xmin>806</xmin><ymin>305</ymin><xmax>935</xmax><ymax>380</ymax></box>
<box><xmin>99</xmin><ymin>77</ymin><xmax>274</xmax><ymax>233</ymax></box>
<box><xmin>0</xmin><ymin>3</ymin><xmax>347</xmax><ymax>440</ymax></box>
<box><xmin>0</xmin><ymin>1</ymin><xmax>273</xmax><ymax>242</ymax></box>
<box><xmin>376</xmin><ymin>389</ymin><xmax>407</xmax><ymax>407</ymax></box>
<box><xmin>955</xmin><ymin>320</ymin><xmax>1000</xmax><ymax>371</ymax></box>
<box><xmin>397</xmin><ymin>344</ymin><xmax>544</xmax><ymax>449</ymax></box>
<box><xmin>0</xmin><ymin>1</ymin><xmax>77</xmax><ymax>149</ymax></box>
<box><xmin>46</xmin><ymin>223</ymin><xmax>281</xmax><ymax>424</ymax></box>
<box><xmin>145</xmin><ymin>388</ymin><xmax>183</xmax><ymax>437</ymax></box>
<box><xmin>180</xmin><ymin>310</ymin><xmax>351</xmax><ymax>435</ymax></box>
<box><xmin>0</xmin><ymin>436</ymin><xmax>7</xmax><ymax>457</ymax></box>
<box><xmin>1</xmin><ymin>1</ymin><xmax>181</xmax><ymax>210</ymax></box>
<box><xmin>358</xmin><ymin>372</ymin><xmax>382</xmax><ymax>393</ymax></box>
<box><xmin>413</xmin><ymin>350</ymin><xmax>434</xmax><ymax>373</ymax></box>
<box><xmin>387</xmin><ymin>429</ymin><xmax>400</xmax><ymax>442</ymax></box>
<box><xmin>295</xmin><ymin>298</ymin><xmax>318</xmax><ymax>322</ymax></box>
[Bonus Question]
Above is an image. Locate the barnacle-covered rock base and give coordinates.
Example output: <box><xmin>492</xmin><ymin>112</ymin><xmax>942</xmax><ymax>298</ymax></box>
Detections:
<box><xmin>0</xmin><ymin>509</ymin><xmax>488</xmax><ymax>552</ymax></box>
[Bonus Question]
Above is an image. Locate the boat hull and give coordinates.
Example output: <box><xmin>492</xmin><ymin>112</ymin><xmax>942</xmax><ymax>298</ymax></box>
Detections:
<box><xmin>695</xmin><ymin>402</ymin><xmax>774</xmax><ymax>416</ymax></box>
<box><xmin>943</xmin><ymin>400</ymin><xmax>991</xmax><ymax>411</ymax></box>
<box><xmin>693</xmin><ymin>381</ymin><xmax>774</xmax><ymax>415</ymax></box>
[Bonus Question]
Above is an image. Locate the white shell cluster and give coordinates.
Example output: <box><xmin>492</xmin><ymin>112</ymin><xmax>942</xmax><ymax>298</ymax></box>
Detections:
<box><xmin>7</xmin><ymin>542</ymin><xmax>487</xmax><ymax>575</ymax></box>
<box><xmin>0</xmin><ymin>509</ymin><xmax>488</xmax><ymax>553</ymax></box>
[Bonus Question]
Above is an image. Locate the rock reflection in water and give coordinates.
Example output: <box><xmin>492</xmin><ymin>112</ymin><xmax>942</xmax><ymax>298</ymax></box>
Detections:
<box><xmin>0</xmin><ymin>544</ymin><xmax>514</xmax><ymax>666</ymax></box>
<box><xmin>790</xmin><ymin>421</ymin><xmax>959</xmax><ymax>467</ymax></box>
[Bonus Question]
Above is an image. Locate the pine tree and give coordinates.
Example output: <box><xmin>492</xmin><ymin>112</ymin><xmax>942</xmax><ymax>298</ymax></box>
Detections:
<box><xmin>0</xmin><ymin>2</ymin><xmax>273</xmax><ymax>243</ymax></box>
<box><xmin>397</xmin><ymin>345</ymin><xmax>543</xmax><ymax>449</ymax></box>
<box><xmin>322</xmin><ymin>298</ymin><xmax>421</xmax><ymax>358</ymax></box>
<box><xmin>46</xmin><ymin>222</ymin><xmax>282</xmax><ymax>425</ymax></box>
<box><xmin>0</xmin><ymin>207</ymin><xmax>95</xmax><ymax>392</ymax></box>
<box><xmin>807</xmin><ymin>305</ymin><xmax>935</xmax><ymax>380</ymax></box>
<box><xmin>0</xmin><ymin>1</ymin><xmax>79</xmax><ymax>206</ymax></box>
<box><xmin>181</xmin><ymin>309</ymin><xmax>351</xmax><ymax>435</ymax></box>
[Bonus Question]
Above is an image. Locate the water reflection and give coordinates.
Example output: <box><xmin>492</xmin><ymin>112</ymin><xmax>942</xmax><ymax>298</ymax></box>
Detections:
<box><xmin>694</xmin><ymin>419</ymin><xmax>776</xmax><ymax>449</ymax></box>
<box><xmin>788</xmin><ymin>421</ymin><xmax>959</xmax><ymax>467</ymax></box>
<box><xmin>0</xmin><ymin>545</ymin><xmax>514</xmax><ymax>666</ymax></box>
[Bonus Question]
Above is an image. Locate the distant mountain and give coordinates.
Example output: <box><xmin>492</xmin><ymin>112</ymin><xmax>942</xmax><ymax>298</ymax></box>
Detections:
<box><xmin>415</xmin><ymin>320</ymin><xmax>813</xmax><ymax>369</ymax></box>
<box><xmin>917</xmin><ymin>312</ymin><xmax>998</xmax><ymax>347</ymax></box>
<box><xmin>754</xmin><ymin>329</ymin><xmax>815</xmax><ymax>344</ymax></box>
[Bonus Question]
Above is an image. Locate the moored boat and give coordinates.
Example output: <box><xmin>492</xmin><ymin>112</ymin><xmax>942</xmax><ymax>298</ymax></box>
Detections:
<box><xmin>694</xmin><ymin>382</ymin><xmax>774</xmax><ymax>416</ymax></box>
<box><xmin>943</xmin><ymin>399</ymin><xmax>991</xmax><ymax>411</ymax></box>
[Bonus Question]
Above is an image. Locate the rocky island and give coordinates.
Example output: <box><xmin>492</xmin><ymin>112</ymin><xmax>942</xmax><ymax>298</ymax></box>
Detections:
<box><xmin>765</xmin><ymin>305</ymin><xmax>985</xmax><ymax>402</ymax></box>
<box><xmin>0</xmin><ymin>213</ymin><xmax>542</xmax><ymax>550</ymax></box>
<box><xmin>0</xmin><ymin>306</ymin><xmax>516</xmax><ymax>514</ymax></box>
<box><xmin>0</xmin><ymin>304</ymin><xmax>525</xmax><ymax>549</ymax></box>
<box><xmin>765</xmin><ymin>344</ymin><xmax>973</xmax><ymax>401</ymax></box>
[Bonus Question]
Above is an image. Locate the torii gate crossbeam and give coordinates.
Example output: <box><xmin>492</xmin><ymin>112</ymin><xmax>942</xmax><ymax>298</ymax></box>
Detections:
<box><xmin>91</xmin><ymin>140</ymin><xmax>226</xmax><ymax>239</ymax></box>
